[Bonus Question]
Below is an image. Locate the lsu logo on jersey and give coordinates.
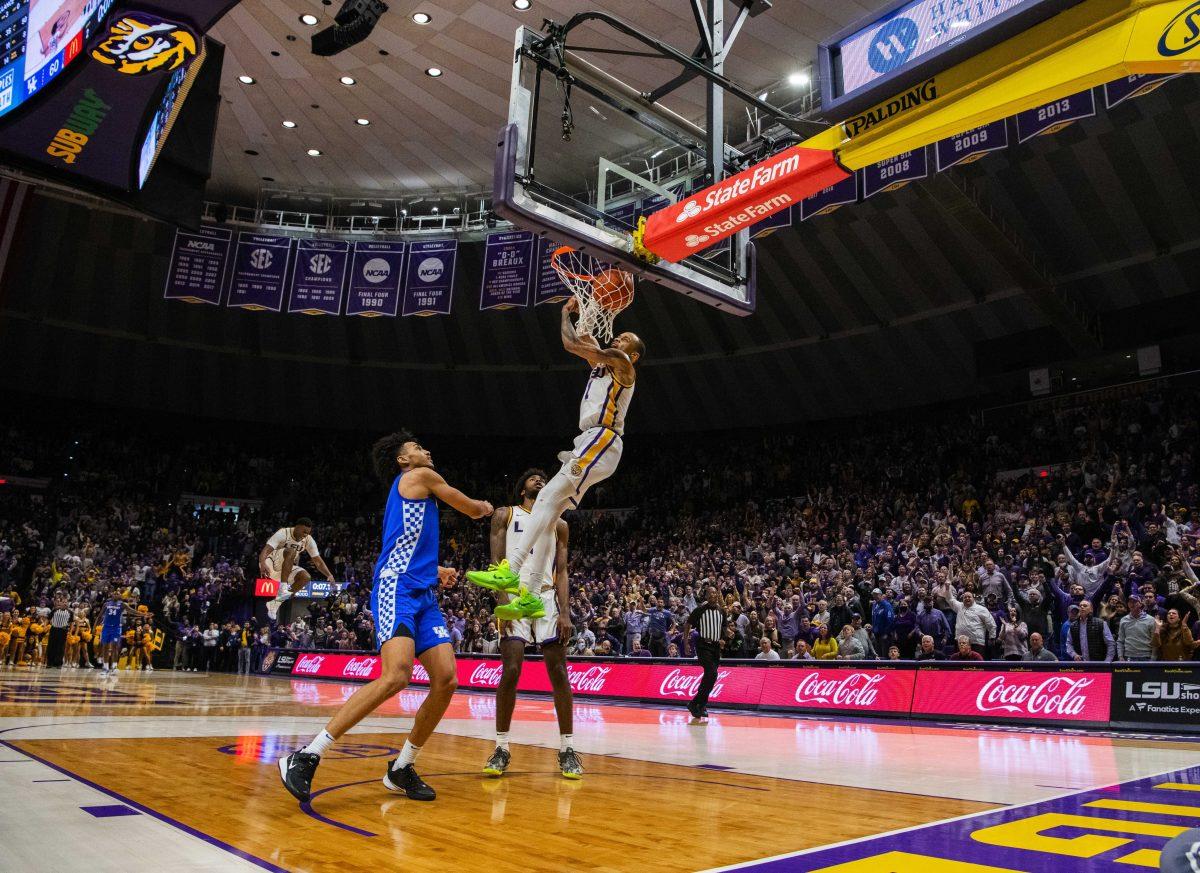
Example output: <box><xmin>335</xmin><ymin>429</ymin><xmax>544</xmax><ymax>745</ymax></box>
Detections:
<box><xmin>91</xmin><ymin>15</ymin><xmax>198</xmax><ymax>76</ymax></box>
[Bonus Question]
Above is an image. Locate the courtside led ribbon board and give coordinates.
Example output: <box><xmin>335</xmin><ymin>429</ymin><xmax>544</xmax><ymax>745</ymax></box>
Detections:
<box><xmin>401</xmin><ymin>239</ymin><xmax>457</xmax><ymax>316</ymax></box>
<box><xmin>346</xmin><ymin>241</ymin><xmax>405</xmax><ymax>317</ymax></box>
<box><xmin>163</xmin><ymin>225</ymin><xmax>231</xmax><ymax>305</ymax></box>
<box><xmin>935</xmin><ymin>119</ymin><xmax>1009</xmax><ymax>170</ymax></box>
<box><xmin>641</xmin><ymin>145</ymin><xmax>849</xmax><ymax>262</ymax></box>
<box><xmin>534</xmin><ymin>238</ymin><xmax>573</xmax><ymax>305</ymax></box>
<box><xmin>861</xmin><ymin>148</ymin><xmax>928</xmax><ymax>199</ymax></box>
<box><xmin>226</xmin><ymin>233</ymin><xmax>292</xmax><ymax>312</ymax></box>
<box><xmin>1104</xmin><ymin>72</ymin><xmax>1181</xmax><ymax>108</ymax></box>
<box><xmin>1015</xmin><ymin>88</ymin><xmax>1096</xmax><ymax>142</ymax></box>
<box><xmin>911</xmin><ymin>668</ymin><xmax>1112</xmax><ymax>722</ymax></box>
<box><xmin>479</xmin><ymin>230</ymin><xmax>534</xmax><ymax>310</ymax></box>
<box><xmin>800</xmin><ymin>172</ymin><xmax>859</xmax><ymax>221</ymax></box>
<box><xmin>288</xmin><ymin>239</ymin><xmax>350</xmax><ymax>315</ymax></box>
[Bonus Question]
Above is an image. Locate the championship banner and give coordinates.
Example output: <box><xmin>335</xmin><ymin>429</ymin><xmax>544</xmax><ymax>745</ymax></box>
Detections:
<box><xmin>479</xmin><ymin>230</ymin><xmax>534</xmax><ymax>310</ymax></box>
<box><xmin>799</xmin><ymin>172</ymin><xmax>859</xmax><ymax>221</ymax></box>
<box><xmin>1104</xmin><ymin>73</ymin><xmax>1182</xmax><ymax>109</ymax></box>
<box><xmin>226</xmin><ymin>232</ymin><xmax>292</xmax><ymax>312</ymax></box>
<box><xmin>346</xmin><ymin>241</ymin><xmax>405</xmax><ymax>317</ymax></box>
<box><xmin>861</xmin><ymin>148</ymin><xmax>928</xmax><ymax>199</ymax></box>
<box><xmin>163</xmin><ymin>225</ymin><xmax>231</xmax><ymax>305</ymax></box>
<box><xmin>911</xmin><ymin>666</ymin><xmax>1112</xmax><ymax>724</ymax></box>
<box><xmin>1015</xmin><ymin>89</ymin><xmax>1097</xmax><ymax>143</ymax></box>
<box><xmin>608</xmin><ymin>201</ymin><xmax>640</xmax><ymax>229</ymax></box>
<box><xmin>287</xmin><ymin>239</ymin><xmax>350</xmax><ymax>316</ymax></box>
<box><xmin>750</xmin><ymin>204</ymin><xmax>793</xmax><ymax>239</ymax></box>
<box><xmin>534</xmin><ymin>238</ymin><xmax>572</xmax><ymax>305</ymax></box>
<box><xmin>401</xmin><ymin>239</ymin><xmax>457</xmax><ymax>316</ymax></box>
<box><xmin>935</xmin><ymin>119</ymin><xmax>1009</xmax><ymax>171</ymax></box>
<box><xmin>1110</xmin><ymin>665</ymin><xmax>1200</xmax><ymax>730</ymax></box>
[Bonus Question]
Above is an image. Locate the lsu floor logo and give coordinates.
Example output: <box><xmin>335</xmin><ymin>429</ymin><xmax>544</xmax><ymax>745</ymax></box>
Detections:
<box><xmin>92</xmin><ymin>14</ymin><xmax>198</xmax><ymax>75</ymax></box>
<box><xmin>1159</xmin><ymin>0</ymin><xmax>1200</xmax><ymax>56</ymax></box>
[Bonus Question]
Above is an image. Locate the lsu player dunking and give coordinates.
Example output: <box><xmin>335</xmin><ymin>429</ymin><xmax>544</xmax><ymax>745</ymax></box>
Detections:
<box><xmin>279</xmin><ymin>430</ymin><xmax>493</xmax><ymax>805</ymax></box>
<box><xmin>481</xmin><ymin>469</ymin><xmax>581</xmax><ymax>780</ymax></box>
<box><xmin>469</xmin><ymin>297</ymin><xmax>643</xmax><ymax>599</ymax></box>
<box><xmin>258</xmin><ymin>518</ymin><xmax>337</xmax><ymax>622</ymax></box>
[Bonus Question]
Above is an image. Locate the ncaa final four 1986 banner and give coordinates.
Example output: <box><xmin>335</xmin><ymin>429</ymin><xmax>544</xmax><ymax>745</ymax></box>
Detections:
<box><xmin>346</xmin><ymin>241</ymin><xmax>405</xmax><ymax>317</ymax></box>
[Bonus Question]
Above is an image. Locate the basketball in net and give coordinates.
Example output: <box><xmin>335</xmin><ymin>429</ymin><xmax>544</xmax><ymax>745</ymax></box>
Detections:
<box><xmin>550</xmin><ymin>246</ymin><xmax>635</xmax><ymax>343</ymax></box>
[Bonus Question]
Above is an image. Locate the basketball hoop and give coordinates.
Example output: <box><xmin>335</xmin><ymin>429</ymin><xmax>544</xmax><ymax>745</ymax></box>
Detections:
<box><xmin>550</xmin><ymin>246</ymin><xmax>634</xmax><ymax>343</ymax></box>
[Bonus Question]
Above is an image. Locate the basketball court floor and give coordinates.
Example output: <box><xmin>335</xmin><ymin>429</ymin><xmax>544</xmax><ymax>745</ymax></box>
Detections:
<box><xmin>2</xmin><ymin>671</ymin><xmax>1200</xmax><ymax>872</ymax></box>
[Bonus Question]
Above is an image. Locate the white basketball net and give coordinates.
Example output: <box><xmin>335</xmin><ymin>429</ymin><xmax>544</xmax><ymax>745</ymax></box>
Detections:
<box><xmin>550</xmin><ymin>246</ymin><xmax>634</xmax><ymax>344</ymax></box>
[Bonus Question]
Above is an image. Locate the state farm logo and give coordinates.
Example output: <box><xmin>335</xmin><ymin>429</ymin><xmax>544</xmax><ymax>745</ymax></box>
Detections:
<box><xmin>416</xmin><ymin>257</ymin><xmax>444</xmax><ymax>283</ymax></box>
<box><xmin>659</xmin><ymin>667</ymin><xmax>728</xmax><ymax>699</ymax></box>
<box><xmin>794</xmin><ymin>672</ymin><xmax>884</xmax><ymax>707</ymax></box>
<box><xmin>362</xmin><ymin>257</ymin><xmax>391</xmax><ymax>283</ymax></box>
<box><xmin>676</xmin><ymin>200</ymin><xmax>701</xmax><ymax>222</ymax></box>
<box><xmin>684</xmin><ymin>233</ymin><xmax>710</xmax><ymax>248</ymax></box>
<box><xmin>342</xmin><ymin>657</ymin><xmax>376</xmax><ymax>679</ymax></box>
<box><xmin>293</xmin><ymin>654</ymin><xmax>326</xmax><ymax>674</ymax></box>
<box><xmin>568</xmin><ymin>665</ymin><xmax>612</xmax><ymax>693</ymax></box>
<box><xmin>975</xmin><ymin>676</ymin><xmax>1094</xmax><ymax>716</ymax></box>
<box><xmin>469</xmin><ymin>663</ymin><xmax>504</xmax><ymax>687</ymax></box>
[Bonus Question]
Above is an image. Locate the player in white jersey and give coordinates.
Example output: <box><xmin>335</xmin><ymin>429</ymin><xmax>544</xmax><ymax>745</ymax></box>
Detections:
<box><xmin>480</xmin><ymin>469</ymin><xmax>581</xmax><ymax>779</ymax></box>
<box><xmin>257</xmin><ymin>517</ymin><xmax>336</xmax><ymax>621</ymax></box>
<box><xmin>468</xmin><ymin>297</ymin><xmax>642</xmax><ymax>600</ymax></box>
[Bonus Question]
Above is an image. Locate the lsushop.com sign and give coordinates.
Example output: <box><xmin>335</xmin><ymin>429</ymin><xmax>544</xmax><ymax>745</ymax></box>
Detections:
<box><xmin>286</xmin><ymin>654</ymin><xmax>1117</xmax><ymax>724</ymax></box>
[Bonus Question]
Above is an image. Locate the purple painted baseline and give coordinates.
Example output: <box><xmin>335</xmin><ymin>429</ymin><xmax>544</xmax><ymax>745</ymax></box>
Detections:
<box><xmin>0</xmin><ymin>740</ymin><xmax>289</xmax><ymax>873</ymax></box>
<box><xmin>729</xmin><ymin>764</ymin><xmax>1200</xmax><ymax>872</ymax></box>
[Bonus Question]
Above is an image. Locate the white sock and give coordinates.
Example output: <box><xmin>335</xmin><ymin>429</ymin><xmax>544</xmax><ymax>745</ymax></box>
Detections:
<box><xmin>397</xmin><ymin>739</ymin><xmax>421</xmax><ymax>768</ymax></box>
<box><xmin>560</xmin><ymin>734</ymin><xmax>573</xmax><ymax>753</ymax></box>
<box><xmin>303</xmin><ymin>730</ymin><xmax>336</xmax><ymax>758</ymax></box>
<box><xmin>496</xmin><ymin>731</ymin><xmax>510</xmax><ymax>751</ymax></box>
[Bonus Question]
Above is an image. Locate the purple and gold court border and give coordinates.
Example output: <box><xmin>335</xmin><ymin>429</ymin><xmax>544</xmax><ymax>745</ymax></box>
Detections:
<box><xmin>716</xmin><ymin>764</ymin><xmax>1200</xmax><ymax>872</ymax></box>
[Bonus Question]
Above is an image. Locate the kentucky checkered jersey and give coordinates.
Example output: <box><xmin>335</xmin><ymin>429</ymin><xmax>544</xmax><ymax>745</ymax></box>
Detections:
<box><xmin>579</xmin><ymin>365</ymin><xmax>634</xmax><ymax>435</ymax></box>
<box><xmin>373</xmin><ymin>473</ymin><xmax>439</xmax><ymax>589</ymax></box>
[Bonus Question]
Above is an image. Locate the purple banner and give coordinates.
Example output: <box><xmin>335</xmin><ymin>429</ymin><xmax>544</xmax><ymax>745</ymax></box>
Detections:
<box><xmin>401</xmin><ymin>240</ymin><xmax>457</xmax><ymax>317</ymax></box>
<box><xmin>748</xmin><ymin>763</ymin><xmax>1200</xmax><ymax>872</ymax></box>
<box><xmin>287</xmin><ymin>239</ymin><xmax>350</xmax><ymax>316</ymax></box>
<box><xmin>608</xmin><ymin>201</ymin><xmax>639</xmax><ymax>229</ymax></box>
<box><xmin>163</xmin><ymin>225</ymin><xmax>231</xmax><ymax>305</ymax></box>
<box><xmin>862</xmin><ymin>148</ymin><xmax>927</xmax><ymax>199</ymax></box>
<box><xmin>935</xmin><ymin>119</ymin><xmax>1009</xmax><ymax>171</ymax></box>
<box><xmin>535</xmin><ymin>239</ymin><xmax>573</xmax><ymax>305</ymax></box>
<box><xmin>751</xmin><ymin>205</ymin><xmax>793</xmax><ymax>239</ymax></box>
<box><xmin>346</xmin><ymin>241</ymin><xmax>405</xmax><ymax>317</ymax></box>
<box><xmin>227</xmin><ymin>233</ymin><xmax>292</xmax><ymax>312</ymax></box>
<box><xmin>1104</xmin><ymin>73</ymin><xmax>1181</xmax><ymax>109</ymax></box>
<box><xmin>800</xmin><ymin>173</ymin><xmax>858</xmax><ymax>221</ymax></box>
<box><xmin>1015</xmin><ymin>90</ymin><xmax>1096</xmax><ymax>143</ymax></box>
<box><xmin>480</xmin><ymin>230</ymin><xmax>534</xmax><ymax>310</ymax></box>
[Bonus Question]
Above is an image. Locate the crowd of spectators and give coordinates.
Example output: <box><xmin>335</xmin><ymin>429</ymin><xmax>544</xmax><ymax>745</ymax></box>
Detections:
<box><xmin>1</xmin><ymin>377</ymin><xmax>1197</xmax><ymax>671</ymax></box>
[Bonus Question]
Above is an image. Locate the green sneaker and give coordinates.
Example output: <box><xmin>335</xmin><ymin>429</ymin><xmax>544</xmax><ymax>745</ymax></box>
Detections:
<box><xmin>494</xmin><ymin>588</ymin><xmax>545</xmax><ymax>622</ymax></box>
<box><xmin>466</xmin><ymin>560</ymin><xmax>521</xmax><ymax>593</ymax></box>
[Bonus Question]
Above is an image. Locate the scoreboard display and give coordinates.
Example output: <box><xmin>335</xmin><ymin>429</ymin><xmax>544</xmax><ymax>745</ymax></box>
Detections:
<box><xmin>0</xmin><ymin>0</ymin><xmax>113</xmax><ymax>119</ymax></box>
<box><xmin>818</xmin><ymin>0</ymin><xmax>1086</xmax><ymax>119</ymax></box>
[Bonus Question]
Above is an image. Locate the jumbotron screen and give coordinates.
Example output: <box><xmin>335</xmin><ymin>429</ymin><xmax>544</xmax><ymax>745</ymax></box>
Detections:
<box><xmin>0</xmin><ymin>0</ymin><xmax>114</xmax><ymax>119</ymax></box>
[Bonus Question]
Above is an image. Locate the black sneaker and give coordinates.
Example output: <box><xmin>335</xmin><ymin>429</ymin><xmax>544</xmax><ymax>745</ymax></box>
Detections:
<box><xmin>558</xmin><ymin>748</ymin><xmax>583</xmax><ymax>780</ymax></box>
<box><xmin>482</xmin><ymin>746</ymin><xmax>511</xmax><ymax>777</ymax></box>
<box><xmin>278</xmin><ymin>752</ymin><xmax>320</xmax><ymax>803</ymax></box>
<box><xmin>383</xmin><ymin>761</ymin><xmax>436</xmax><ymax>801</ymax></box>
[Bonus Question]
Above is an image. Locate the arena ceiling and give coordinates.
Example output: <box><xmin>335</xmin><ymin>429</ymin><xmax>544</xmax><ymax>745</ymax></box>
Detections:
<box><xmin>205</xmin><ymin>0</ymin><xmax>872</xmax><ymax>203</ymax></box>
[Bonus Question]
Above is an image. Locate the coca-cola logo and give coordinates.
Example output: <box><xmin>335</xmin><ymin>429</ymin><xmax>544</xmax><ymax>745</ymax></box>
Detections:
<box><xmin>412</xmin><ymin>663</ymin><xmax>430</xmax><ymax>683</ymax></box>
<box><xmin>794</xmin><ymin>672</ymin><xmax>885</xmax><ymax>707</ymax></box>
<box><xmin>568</xmin><ymin>665</ymin><xmax>612</xmax><ymax>693</ymax></box>
<box><xmin>469</xmin><ymin>663</ymin><xmax>504</xmax><ymax>687</ymax></box>
<box><xmin>658</xmin><ymin>668</ymin><xmax>729</xmax><ymax>699</ymax></box>
<box><xmin>342</xmin><ymin>657</ymin><xmax>376</xmax><ymax>679</ymax></box>
<box><xmin>293</xmin><ymin>654</ymin><xmax>326</xmax><ymax>675</ymax></box>
<box><xmin>974</xmin><ymin>675</ymin><xmax>1094</xmax><ymax>716</ymax></box>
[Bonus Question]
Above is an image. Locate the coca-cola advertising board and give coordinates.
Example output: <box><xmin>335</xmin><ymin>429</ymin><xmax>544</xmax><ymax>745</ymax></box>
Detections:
<box><xmin>643</xmin><ymin>665</ymin><xmax>766</xmax><ymax>707</ymax></box>
<box><xmin>758</xmin><ymin>667</ymin><xmax>916</xmax><ymax>714</ymax></box>
<box><xmin>911</xmin><ymin>668</ymin><xmax>1112</xmax><ymax>724</ymax></box>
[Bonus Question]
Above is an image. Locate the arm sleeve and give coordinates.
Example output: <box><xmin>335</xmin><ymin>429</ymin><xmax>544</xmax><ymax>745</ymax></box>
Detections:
<box><xmin>1103</xmin><ymin>622</ymin><xmax>1115</xmax><ymax>662</ymax></box>
<box><xmin>1117</xmin><ymin>619</ymin><xmax>1127</xmax><ymax>661</ymax></box>
<box><xmin>1066</xmin><ymin>628</ymin><xmax>1079</xmax><ymax>660</ymax></box>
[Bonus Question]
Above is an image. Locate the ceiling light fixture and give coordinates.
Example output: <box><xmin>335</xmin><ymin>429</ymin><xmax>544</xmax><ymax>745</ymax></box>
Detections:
<box><xmin>356</xmin><ymin>117</ymin><xmax>370</xmax><ymax>125</ymax></box>
<box><xmin>787</xmin><ymin>71</ymin><xmax>810</xmax><ymax>87</ymax></box>
<box><xmin>307</xmin><ymin>148</ymin><xmax>322</xmax><ymax>156</ymax></box>
<box><xmin>300</xmin><ymin>13</ymin><xmax>319</xmax><ymax>25</ymax></box>
<box><xmin>425</xmin><ymin>67</ymin><xmax>442</xmax><ymax>77</ymax></box>
<box><xmin>513</xmin><ymin>0</ymin><xmax>531</xmax><ymax>9</ymax></box>
<box><xmin>340</xmin><ymin>75</ymin><xmax>356</xmax><ymax>85</ymax></box>
<box><xmin>282</xmin><ymin>120</ymin><xmax>297</xmax><ymax>128</ymax></box>
<box><xmin>412</xmin><ymin>12</ymin><xmax>431</xmax><ymax>24</ymax></box>
<box><xmin>238</xmin><ymin>75</ymin><xmax>255</xmax><ymax>84</ymax></box>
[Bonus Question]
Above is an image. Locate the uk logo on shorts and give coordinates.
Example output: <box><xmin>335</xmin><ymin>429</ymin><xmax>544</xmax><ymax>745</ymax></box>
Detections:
<box><xmin>433</xmin><ymin>625</ymin><xmax>450</xmax><ymax>639</ymax></box>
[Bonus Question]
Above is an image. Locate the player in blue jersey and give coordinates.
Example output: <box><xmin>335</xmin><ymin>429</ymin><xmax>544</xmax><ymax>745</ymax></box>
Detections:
<box><xmin>279</xmin><ymin>430</ymin><xmax>493</xmax><ymax>804</ymax></box>
<box><xmin>97</xmin><ymin>590</ymin><xmax>139</xmax><ymax>675</ymax></box>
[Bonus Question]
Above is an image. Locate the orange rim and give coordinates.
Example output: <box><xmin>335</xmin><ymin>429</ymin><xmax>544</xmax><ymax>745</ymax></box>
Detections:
<box><xmin>550</xmin><ymin>245</ymin><xmax>596</xmax><ymax>283</ymax></box>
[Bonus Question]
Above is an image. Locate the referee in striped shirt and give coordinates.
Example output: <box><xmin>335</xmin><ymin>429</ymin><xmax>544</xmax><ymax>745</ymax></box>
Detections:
<box><xmin>684</xmin><ymin>586</ymin><xmax>726</xmax><ymax>722</ymax></box>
